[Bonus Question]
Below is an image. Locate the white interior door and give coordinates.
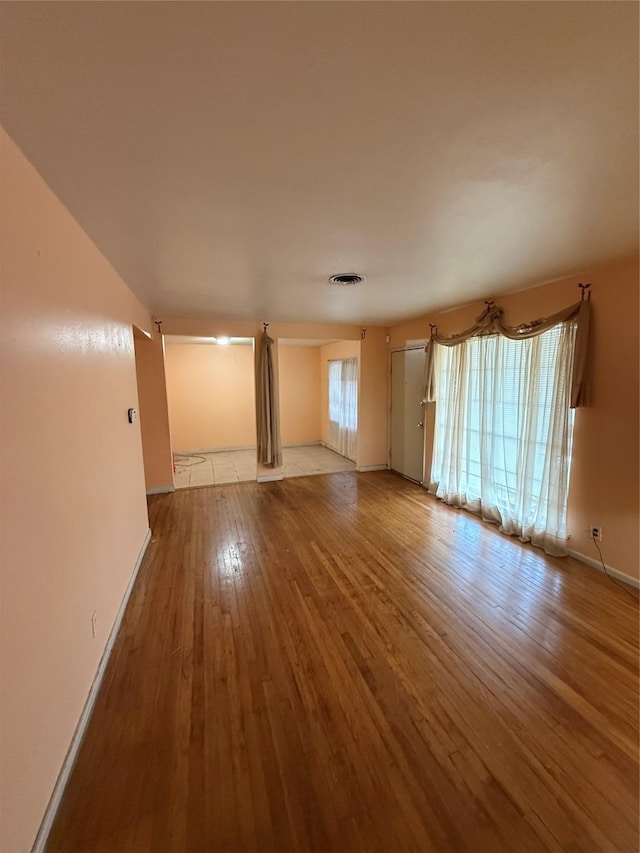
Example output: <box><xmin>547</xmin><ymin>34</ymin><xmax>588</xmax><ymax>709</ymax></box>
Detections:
<box><xmin>390</xmin><ymin>347</ymin><xmax>426</xmax><ymax>483</ymax></box>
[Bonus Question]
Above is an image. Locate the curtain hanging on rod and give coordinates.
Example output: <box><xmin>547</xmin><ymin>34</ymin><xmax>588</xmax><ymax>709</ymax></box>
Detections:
<box><xmin>328</xmin><ymin>357</ymin><xmax>358</xmax><ymax>461</ymax></box>
<box><xmin>424</xmin><ymin>297</ymin><xmax>592</xmax><ymax>408</ymax></box>
<box><xmin>424</xmin><ymin>287</ymin><xmax>592</xmax><ymax>556</ymax></box>
<box><xmin>257</xmin><ymin>328</ymin><xmax>282</xmax><ymax>468</ymax></box>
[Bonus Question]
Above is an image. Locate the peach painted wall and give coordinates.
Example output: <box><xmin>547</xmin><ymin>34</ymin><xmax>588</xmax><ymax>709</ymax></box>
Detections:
<box><xmin>278</xmin><ymin>346</ymin><xmax>322</xmax><ymax>444</ymax></box>
<box><xmin>160</xmin><ymin>319</ymin><xmax>391</xmax><ymax>476</ymax></box>
<box><xmin>390</xmin><ymin>254</ymin><xmax>640</xmax><ymax>579</ymax></box>
<box><xmin>160</xmin><ymin>318</ymin><xmax>365</xmax><ymax>340</ymax></box>
<box><xmin>164</xmin><ymin>342</ymin><xmax>256</xmax><ymax>451</ymax></box>
<box><xmin>319</xmin><ymin>340</ymin><xmax>361</xmax><ymax>449</ymax></box>
<box><xmin>0</xmin><ymin>130</ymin><xmax>151</xmax><ymax>851</ymax></box>
<box><xmin>358</xmin><ymin>328</ymin><xmax>391</xmax><ymax>469</ymax></box>
<box><xmin>134</xmin><ymin>331</ymin><xmax>174</xmax><ymax>491</ymax></box>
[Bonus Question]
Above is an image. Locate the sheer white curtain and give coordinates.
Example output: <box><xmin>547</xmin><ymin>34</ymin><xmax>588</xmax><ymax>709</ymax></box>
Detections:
<box><xmin>328</xmin><ymin>358</ymin><xmax>358</xmax><ymax>461</ymax></box>
<box><xmin>430</xmin><ymin>322</ymin><xmax>577</xmax><ymax>555</ymax></box>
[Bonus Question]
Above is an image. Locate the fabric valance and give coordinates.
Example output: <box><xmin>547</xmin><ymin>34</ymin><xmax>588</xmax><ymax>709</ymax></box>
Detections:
<box><xmin>425</xmin><ymin>298</ymin><xmax>591</xmax><ymax>408</ymax></box>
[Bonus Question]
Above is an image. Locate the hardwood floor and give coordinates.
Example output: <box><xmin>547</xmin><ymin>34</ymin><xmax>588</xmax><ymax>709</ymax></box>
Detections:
<box><xmin>46</xmin><ymin>472</ymin><xmax>639</xmax><ymax>852</ymax></box>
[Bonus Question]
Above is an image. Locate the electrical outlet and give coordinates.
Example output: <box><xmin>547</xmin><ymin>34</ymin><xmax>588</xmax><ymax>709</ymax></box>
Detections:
<box><xmin>91</xmin><ymin>611</ymin><xmax>98</xmax><ymax>638</ymax></box>
<box><xmin>590</xmin><ymin>525</ymin><xmax>602</xmax><ymax>542</ymax></box>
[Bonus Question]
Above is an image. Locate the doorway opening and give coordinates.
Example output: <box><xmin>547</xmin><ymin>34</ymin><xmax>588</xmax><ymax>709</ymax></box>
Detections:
<box><xmin>277</xmin><ymin>338</ymin><xmax>359</xmax><ymax>478</ymax></box>
<box><xmin>164</xmin><ymin>335</ymin><xmax>257</xmax><ymax>488</ymax></box>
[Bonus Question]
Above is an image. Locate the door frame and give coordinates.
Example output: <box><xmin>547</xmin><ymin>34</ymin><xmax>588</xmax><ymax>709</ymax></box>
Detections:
<box><xmin>388</xmin><ymin>344</ymin><xmax>427</xmax><ymax>485</ymax></box>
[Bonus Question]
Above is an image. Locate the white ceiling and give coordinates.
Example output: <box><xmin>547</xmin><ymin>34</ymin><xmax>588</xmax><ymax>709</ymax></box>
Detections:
<box><xmin>1</xmin><ymin>2</ymin><xmax>637</xmax><ymax>325</ymax></box>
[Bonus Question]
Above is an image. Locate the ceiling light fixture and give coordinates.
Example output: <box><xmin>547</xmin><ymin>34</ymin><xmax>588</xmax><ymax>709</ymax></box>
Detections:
<box><xmin>216</xmin><ymin>336</ymin><xmax>230</xmax><ymax>346</ymax></box>
<box><xmin>328</xmin><ymin>273</ymin><xmax>365</xmax><ymax>286</ymax></box>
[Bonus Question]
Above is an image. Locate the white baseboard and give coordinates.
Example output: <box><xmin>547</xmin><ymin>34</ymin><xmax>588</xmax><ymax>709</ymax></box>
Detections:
<box><xmin>257</xmin><ymin>473</ymin><xmax>284</xmax><ymax>482</ymax></box>
<box><xmin>145</xmin><ymin>485</ymin><xmax>175</xmax><ymax>495</ymax></box>
<box><xmin>356</xmin><ymin>464</ymin><xmax>389</xmax><ymax>472</ymax></box>
<box><xmin>32</xmin><ymin>527</ymin><xmax>152</xmax><ymax>853</ymax></box>
<box><xmin>567</xmin><ymin>548</ymin><xmax>639</xmax><ymax>589</ymax></box>
<box><xmin>175</xmin><ymin>443</ymin><xmax>322</xmax><ymax>457</ymax></box>
<box><xmin>174</xmin><ymin>445</ymin><xmax>256</xmax><ymax>455</ymax></box>
<box><xmin>283</xmin><ymin>441</ymin><xmax>322</xmax><ymax>448</ymax></box>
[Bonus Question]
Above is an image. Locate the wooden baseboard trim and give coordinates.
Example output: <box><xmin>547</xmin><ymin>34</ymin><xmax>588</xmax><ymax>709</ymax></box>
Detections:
<box><xmin>145</xmin><ymin>485</ymin><xmax>175</xmax><ymax>495</ymax></box>
<box><xmin>356</xmin><ymin>464</ymin><xmax>389</xmax><ymax>473</ymax></box>
<box><xmin>257</xmin><ymin>474</ymin><xmax>284</xmax><ymax>483</ymax></box>
<box><xmin>567</xmin><ymin>548</ymin><xmax>639</xmax><ymax>589</ymax></box>
<box><xmin>32</xmin><ymin>527</ymin><xmax>152</xmax><ymax>853</ymax></box>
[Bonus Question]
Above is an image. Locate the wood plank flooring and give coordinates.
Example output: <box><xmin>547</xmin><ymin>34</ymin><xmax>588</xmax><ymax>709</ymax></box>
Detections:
<box><xmin>46</xmin><ymin>471</ymin><xmax>639</xmax><ymax>852</ymax></box>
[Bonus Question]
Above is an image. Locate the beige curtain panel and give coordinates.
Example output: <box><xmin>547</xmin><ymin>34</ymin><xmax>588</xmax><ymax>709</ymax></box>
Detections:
<box><xmin>425</xmin><ymin>298</ymin><xmax>592</xmax><ymax>408</ymax></box>
<box><xmin>257</xmin><ymin>329</ymin><xmax>282</xmax><ymax>468</ymax></box>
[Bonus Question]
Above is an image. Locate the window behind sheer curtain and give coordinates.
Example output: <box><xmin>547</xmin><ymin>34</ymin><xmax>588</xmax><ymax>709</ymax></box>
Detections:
<box><xmin>328</xmin><ymin>358</ymin><xmax>358</xmax><ymax>461</ymax></box>
<box><xmin>430</xmin><ymin>323</ymin><xmax>576</xmax><ymax>555</ymax></box>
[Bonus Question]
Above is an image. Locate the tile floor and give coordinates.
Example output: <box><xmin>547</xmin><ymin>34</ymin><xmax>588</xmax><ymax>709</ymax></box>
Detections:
<box><xmin>173</xmin><ymin>444</ymin><xmax>356</xmax><ymax>489</ymax></box>
<box><xmin>280</xmin><ymin>444</ymin><xmax>356</xmax><ymax>479</ymax></box>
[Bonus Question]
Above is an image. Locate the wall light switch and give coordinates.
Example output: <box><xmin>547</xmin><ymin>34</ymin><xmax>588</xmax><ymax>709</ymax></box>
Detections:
<box><xmin>128</xmin><ymin>408</ymin><xmax>138</xmax><ymax>424</ymax></box>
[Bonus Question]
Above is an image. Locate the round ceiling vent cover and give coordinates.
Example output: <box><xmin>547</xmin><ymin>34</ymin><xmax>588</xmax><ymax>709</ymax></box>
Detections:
<box><xmin>328</xmin><ymin>273</ymin><xmax>365</xmax><ymax>285</ymax></box>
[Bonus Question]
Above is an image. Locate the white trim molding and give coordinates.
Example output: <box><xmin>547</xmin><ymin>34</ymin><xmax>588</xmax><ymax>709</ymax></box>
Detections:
<box><xmin>145</xmin><ymin>485</ymin><xmax>175</xmax><ymax>495</ymax></box>
<box><xmin>257</xmin><ymin>473</ymin><xmax>284</xmax><ymax>482</ymax></box>
<box><xmin>174</xmin><ymin>445</ymin><xmax>257</xmax><ymax>455</ymax></box>
<box><xmin>356</xmin><ymin>464</ymin><xmax>389</xmax><ymax>473</ymax></box>
<box><xmin>568</xmin><ymin>549</ymin><xmax>639</xmax><ymax>589</ymax></box>
<box><xmin>32</xmin><ymin>527</ymin><xmax>152</xmax><ymax>853</ymax></box>
<box><xmin>283</xmin><ymin>440</ymin><xmax>322</xmax><ymax>448</ymax></box>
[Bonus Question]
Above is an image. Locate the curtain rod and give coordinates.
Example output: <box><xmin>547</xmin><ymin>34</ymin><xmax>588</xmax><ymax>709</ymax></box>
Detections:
<box><xmin>579</xmin><ymin>282</ymin><xmax>591</xmax><ymax>301</ymax></box>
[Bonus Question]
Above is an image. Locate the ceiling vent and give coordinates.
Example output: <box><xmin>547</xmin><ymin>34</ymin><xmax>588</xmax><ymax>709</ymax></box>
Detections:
<box><xmin>328</xmin><ymin>273</ymin><xmax>365</xmax><ymax>285</ymax></box>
